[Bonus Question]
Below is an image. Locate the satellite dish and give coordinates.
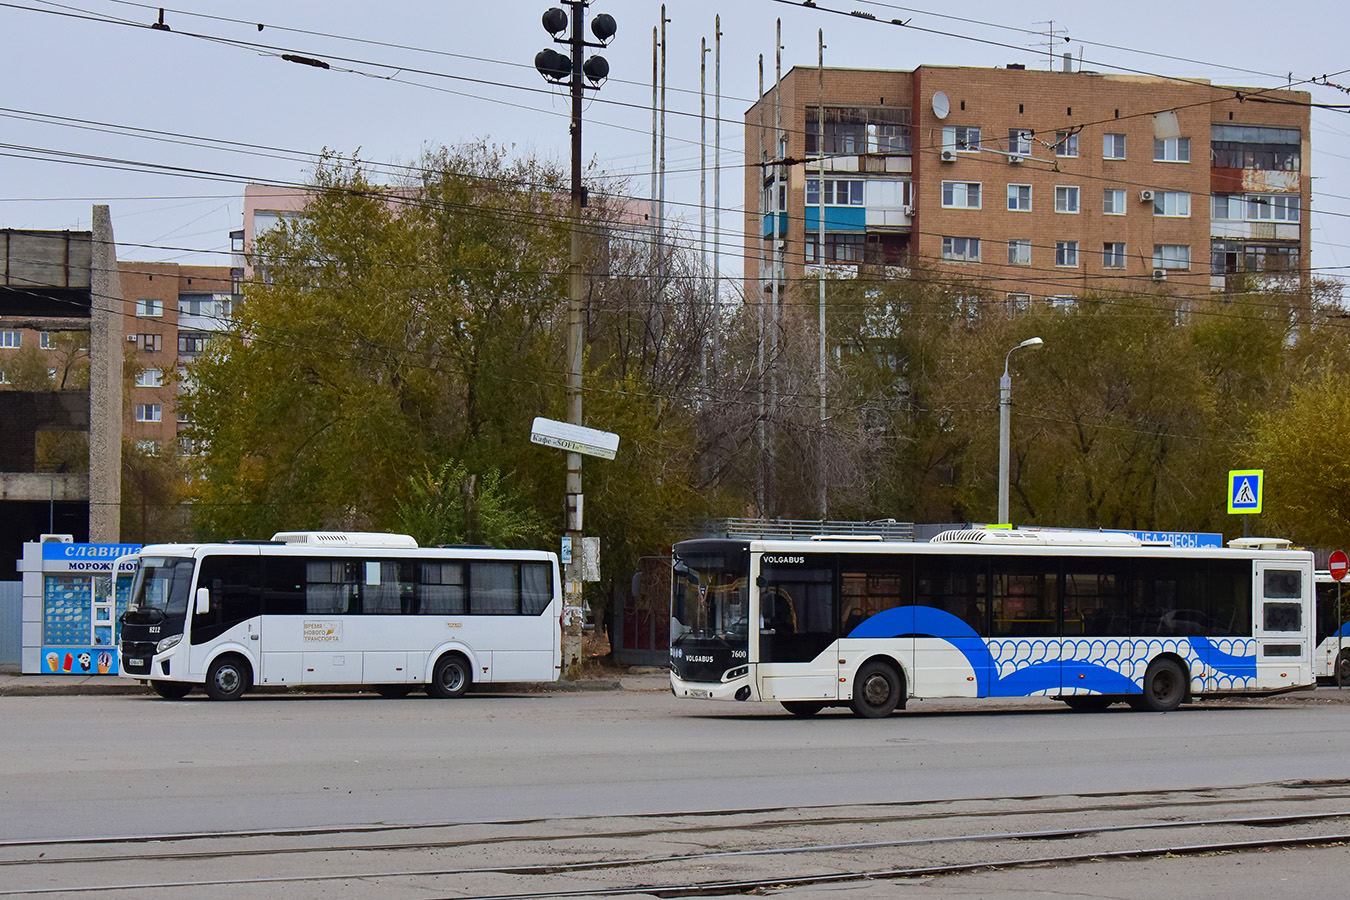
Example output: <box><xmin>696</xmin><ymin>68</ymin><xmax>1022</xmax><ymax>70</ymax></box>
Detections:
<box><xmin>932</xmin><ymin>91</ymin><xmax>950</xmax><ymax>120</ymax></box>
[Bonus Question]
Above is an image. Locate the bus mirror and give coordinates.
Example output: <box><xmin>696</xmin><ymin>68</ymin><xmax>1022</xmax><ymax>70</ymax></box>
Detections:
<box><xmin>195</xmin><ymin>587</ymin><xmax>210</xmax><ymax>616</ymax></box>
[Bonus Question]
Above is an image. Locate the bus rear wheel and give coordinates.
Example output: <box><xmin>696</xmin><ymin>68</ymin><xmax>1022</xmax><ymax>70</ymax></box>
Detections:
<box><xmin>1132</xmin><ymin>658</ymin><xmax>1185</xmax><ymax>712</ymax></box>
<box><xmin>150</xmin><ymin>680</ymin><xmax>192</xmax><ymax>700</ymax></box>
<box><xmin>1336</xmin><ymin>652</ymin><xmax>1350</xmax><ymax>688</ymax></box>
<box><xmin>850</xmin><ymin>660</ymin><xmax>901</xmax><ymax>718</ymax></box>
<box><xmin>427</xmin><ymin>654</ymin><xmax>471</xmax><ymax>699</ymax></box>
<box><xmin>204</xmin><ymin>656</ymin><xmax>250</xmax><ymax>701</ymax></box>
<box><xmin>782</xmin><ymin>701</ymin><xmax>825</xmax><ymax>717</ymax></box>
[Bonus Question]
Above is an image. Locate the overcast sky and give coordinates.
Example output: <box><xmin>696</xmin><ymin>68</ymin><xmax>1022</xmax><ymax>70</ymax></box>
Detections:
<box><xmin>2</xmin><ymin>0</ymin><xmax>1347</xmax><ymax>283</ymax></box>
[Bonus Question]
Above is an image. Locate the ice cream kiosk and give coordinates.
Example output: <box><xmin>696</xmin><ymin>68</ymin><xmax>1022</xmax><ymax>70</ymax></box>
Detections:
<box><xmin>17</xmin><ymin>537</ymin><xmax>140</xmax><ymax>675</ymax></box>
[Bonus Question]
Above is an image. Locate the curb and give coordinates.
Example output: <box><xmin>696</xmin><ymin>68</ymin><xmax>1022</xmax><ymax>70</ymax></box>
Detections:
<box><xmin>0</xmin><ymin>676</ymin><xmax>661</xmax><ymax>698</ymax></box>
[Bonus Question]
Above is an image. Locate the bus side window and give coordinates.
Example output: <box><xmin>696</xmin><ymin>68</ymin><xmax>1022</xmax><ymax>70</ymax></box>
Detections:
<box><xmin>262</xmin><ymin>558</ymin><xmax>307</xmax><ymax>615</ymax></box>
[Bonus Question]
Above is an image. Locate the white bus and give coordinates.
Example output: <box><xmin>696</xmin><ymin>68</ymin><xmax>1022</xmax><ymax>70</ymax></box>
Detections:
<box><xmin>118</xmin><ymin>532</ymin><xmax>561</xmax><ymax>700</ymax></box>
<box><xmin>1314</xmin><ymin>571</ymin><xmax>1350</xmax><ymax>685</ymax></box>
<box><xmin>669</xmin><ymin>530</ymin><xmax>1315</xmax><ymax>716</ymax></box>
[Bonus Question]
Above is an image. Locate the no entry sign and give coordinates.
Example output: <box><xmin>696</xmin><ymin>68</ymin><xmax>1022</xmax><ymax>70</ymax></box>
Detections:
<box><xmin>1330</xmin><ymin>550</ymin><xmax>1349</xmax><ymax>582</ymax></box>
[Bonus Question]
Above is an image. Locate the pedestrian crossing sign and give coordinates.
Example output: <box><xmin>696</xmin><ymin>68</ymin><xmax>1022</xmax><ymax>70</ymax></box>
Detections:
<box><xmin>1227</xmin><ymin>469</ymin><xmax>1263</xmax><ymax>514</ymax></box>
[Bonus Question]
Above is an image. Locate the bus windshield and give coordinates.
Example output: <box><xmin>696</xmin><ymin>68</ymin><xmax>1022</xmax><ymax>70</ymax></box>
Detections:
<box><xmin>672</xmin><ymin>552</ymin><xmax>749</xmax><ymax>641</ymax></box>
<box><xmin>127</xmin><ymin>557</ymin><xmax>196</xmax><ymax>621</ymax></box>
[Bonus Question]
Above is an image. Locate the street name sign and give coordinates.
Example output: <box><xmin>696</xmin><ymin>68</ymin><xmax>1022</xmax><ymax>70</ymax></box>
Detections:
<box><xmin>530</xmin><ymin>417</ymin><xmax>620</xmax><ymax>460</ymax></box>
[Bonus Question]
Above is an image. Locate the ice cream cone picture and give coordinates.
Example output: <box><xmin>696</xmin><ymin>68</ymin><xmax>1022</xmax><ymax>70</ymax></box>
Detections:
<box><xmin>97</xmin><ymin>652</ymin><xmax>112</xmax><ymax>675</ymax></box>
<box><xmin>46</xmin><ymin>652</ymin><xmax>59</xmax><ymax>673</ymax></box>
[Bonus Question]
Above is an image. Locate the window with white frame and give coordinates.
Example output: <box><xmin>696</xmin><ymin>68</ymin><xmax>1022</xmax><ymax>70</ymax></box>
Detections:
<box><xmin>1153</xmin><ymin>244</ymin><xmax>1191</xmax><ymax>270</ymax></box>
<box><xmin>1</xmin><ymin>331</ymin><xmax>19</xmax><ymax>349</ymax></box>
<box><xmin>135</xmin><ymin>440</ymin><xmax>160</xmax><ymax>456</ymax></box>
<box><xmin>1006</xmin><ymin>293</ymin><xmax>1032</xmax><ymax>311</ymax></box>
<box><xmin>1055</xmin><ymin>241</ymin><xmax>1079</xmax><ymax>267</ymax></box>
<box><xmin>941</xmin><ymin>236</ymin><xmax>981</xmax><ymax>262</ymax></box>
<box><xmin>0</xmin><ymin>370</ymin><xmax>9</xmax><ymax>384</ymax></box>
<box><xmin>942</xmin><ymin>125</ymin><xmax>981</xmax><ymax>152</ymax></box>
<box><xmin>1103</xmin><ymin>189</ymin><xmax>1127</xmax><ymax>215</ymax></box>
<box><xmin>1055</xmin><ymin>186</ymin><xmax>1080</xmax><ymax>213</ymax></box>
<box><xmin>1153</xmin><ymin>137</ymin><xmax>1191</xmax><ymax>162</ymax></box>
<box><xmin>134</xmin><ymin>403</ymin><xmax>162</xmax><ymax>423</ymax></box>
<box><xmin>1103</xmin><ymin>242</ymin><xmax>1128</xmax><ymax>269</ymax></box>
<box><xmin>1055</xmin><ymin>131</ymin><xmax>1079</xmax><ymax>157</ymax></box>
<box><xmin>135</xmin><ymin>299</ymin><xmax>163</xmax><ymax>318</ymax></box>
<box><xmin>1153</xmin><ymin>191</ymin><xmax>1191</xmax><ymax>217</ymax></box>
<box><xmin>1008</xmin><ymin>239</ymin><xmax>1032</xmax><ymax>265</ymax></box>
<box><xmin>1008</xmin><ymin>129</ymin><xmax>1032</xmax><ymax>157</ymax></box>
<box><xmin>46</xmin><ymin>368</ymin><xmax>57</xmax><ymax>381</ymax></box>
<box><xmin>39</xmin><ymin>332</ymin><xmax>53</xmax><ymax>350</ymax></box>
<box><xmin>805</xmin><ymin>178</ymin><xmax>864</xmax><ymax>206</ymax></box>
<box><xmin>1103</xmin><ymin>133</ymin><xmax>1127</xmax><ymax>159</ymax></box>
<box><xmin>135</xmin><ymin>368</ymin><xmax>163</xmax><ymax>388</ymax></box>
<box><xmin>1212</xmin><ymin>194</ymin><xmax>1243</xmax><ymax>220</ymax></box>
<box><xmin>1048</xmin><ymin>295</ymin><xmax>1078</xmax><ymax>309</ymax></box>
<box><xmin>1007</xmin><ymin>184</ymin><xmax>1032</xmax><ymax>211</ymax></box>
<box><xmin>941</xmin><ymin>181</ymin><xmax>982</xmax><ymax>209</ymax></box>
<box><xmin>1247</xmin><ymin>194</ymin><xmax>1301</xmax><ymax>222</ymax></box>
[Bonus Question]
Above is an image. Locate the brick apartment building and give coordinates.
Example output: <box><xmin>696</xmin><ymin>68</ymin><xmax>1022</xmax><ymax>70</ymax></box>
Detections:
<box><xmin>745</xmin><ymin>63</ymin><xmax>1310</xmax><ymax>308</ymax></box>
<box><xmin>118</xmin><ymin>260</ymin><xmax>239</xmax><ymax>457</ymax></box>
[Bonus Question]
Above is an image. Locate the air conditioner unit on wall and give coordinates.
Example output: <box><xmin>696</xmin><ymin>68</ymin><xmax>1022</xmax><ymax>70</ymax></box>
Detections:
<box><xmin>1008</xmin><ymin>153</ymin><xmax>1024</xmax><ymax>164</ymax></box>
<box><xmin>1152</xmin><ymin>268</ymin><xmax>1168</xmax><ymax>280</ymax></box>
<box><xmin>1139</xmin><ymin>189</ymin><xmax>1155</xmax><ymax>202</ymax></box>
<box><xmin>40</xmin><ymin>534</ymin><xmax>73</xmax><ymax>543</ymax></box>
<box><xmin>902</xmin><ymin>205</ymin><xmax>916</xmax><ymax>217</ymax></box>
<box><xmin>940</xmin><ymin>149</ymin><xmax>957</xmax><ymax>162</ymax></box>
<box><xmin>126</xmin><ymin>334</ymin><xmax>138</xmax><ymax>342</ymax></box>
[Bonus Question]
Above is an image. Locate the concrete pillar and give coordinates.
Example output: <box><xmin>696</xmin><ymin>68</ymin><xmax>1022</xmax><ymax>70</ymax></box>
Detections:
<box><xmin>87</xmin><ymin>206</ymin><xmax>123</xmax><ymax>542</ymax></box>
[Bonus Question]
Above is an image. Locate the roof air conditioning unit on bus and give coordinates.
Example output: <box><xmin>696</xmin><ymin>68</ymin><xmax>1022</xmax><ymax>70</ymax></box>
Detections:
<box><xmin>1139</xmin><ymin>189</ymin><xmax>1155</xmax><ymax>202</ymax></box>
<box><xmin>940</xmin><ymin>149</ymin><xmax>957</xmax><ymax>162</ymax></box>
<box><xmin>1152</xmin><ymin>268</ymin><xmax>1168</xmax><ymax>280</ymax></box>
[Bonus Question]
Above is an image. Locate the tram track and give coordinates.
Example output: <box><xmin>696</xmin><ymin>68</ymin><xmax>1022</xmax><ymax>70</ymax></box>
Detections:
<box><xmin>4</xmin><ymin>780</ymin><xmax>1350</xmax><ymax>898</ymax></box>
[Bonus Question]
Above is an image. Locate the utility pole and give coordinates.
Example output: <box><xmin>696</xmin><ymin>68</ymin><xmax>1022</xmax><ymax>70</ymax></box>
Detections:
<box><xmin>712</xmin><ymin>15</ymin><xmax>722</xmax><ymax>384</ymax></box>
<box><xmin>816</xmin><ymin>29</ymin><xmax>828</xmax><ymax>520</ymax></box>
<box><xmin>700</xmin><ymin>34</ymin><xmax>709</xmax><ymax>401</ymax></box>
<box><xmin>535</xmin><ymin>2</ymin><xmax>616</xmax><ymax>678</ymax></box>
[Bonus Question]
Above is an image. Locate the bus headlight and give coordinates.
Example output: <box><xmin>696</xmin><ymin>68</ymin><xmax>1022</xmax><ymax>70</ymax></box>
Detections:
<box><xmin>156</xmin><ymin>634</ymin><xmax>182</xmax><ymax>654</ymax></box>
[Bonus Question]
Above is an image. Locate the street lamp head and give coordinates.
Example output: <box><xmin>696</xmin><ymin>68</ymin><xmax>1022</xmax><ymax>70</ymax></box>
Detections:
<box><xmin>582</xmin><ymin>54</ymin><xmax>610</xmax><ymax>84</ymax></box>
<box><xmin>591</xmin><ymin>13</ymin><xmax>617</xmax><ymax>43</ymax></box>
<box><xmin>541</xmin><ymin>7</ymin><xmax>568</xmax><ymax>36</ymax></box>
<box><xmin>534</xmin><ymin>48</ymin><xmax>572</xmax><ymax>82</ymax></box>
<box><xmin>1018</xmin><ymin>337</ymin><xmax>1045</xmax><ymax>350</ymax></box>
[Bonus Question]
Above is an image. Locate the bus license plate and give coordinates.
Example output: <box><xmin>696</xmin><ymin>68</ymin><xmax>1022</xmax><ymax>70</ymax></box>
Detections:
<box><xmin>689</xmin><ymin>689</ymin><xmax>711</xmax><ymax>699</ymax></box>
<box><xmin>127</xmin><ymin>658</ymin><xmax>144</xmax><ymax>667</ymax></box>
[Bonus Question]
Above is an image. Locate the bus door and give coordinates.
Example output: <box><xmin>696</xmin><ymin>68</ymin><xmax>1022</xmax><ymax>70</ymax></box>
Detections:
<box><xmin>756</xmin><ymin>556</ymin><xmax>839</xmax><ymax>703</ymax></box>
<box><xmin>187</xmin><ymin>552</ymin><xmax>264</xmax><ymax>680</ymax></box>
<box><xmin>1253</xmin><ymin>562</ymin><xmax>1310</xmax><ymax>689</ymax></box>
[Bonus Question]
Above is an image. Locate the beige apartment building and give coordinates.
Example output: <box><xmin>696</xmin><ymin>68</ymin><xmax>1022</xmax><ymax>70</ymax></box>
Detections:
<box><xmin>745</xmin><ymin>63</ymin><xmax>1310</xmax><ymax>307</ymax></box>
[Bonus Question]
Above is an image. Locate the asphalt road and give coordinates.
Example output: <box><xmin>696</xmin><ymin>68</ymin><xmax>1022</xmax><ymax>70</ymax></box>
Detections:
<box><xmin>4</xmin><ymin>685</ymin><xmax>1350</xmax><ymax>898</ymax></box>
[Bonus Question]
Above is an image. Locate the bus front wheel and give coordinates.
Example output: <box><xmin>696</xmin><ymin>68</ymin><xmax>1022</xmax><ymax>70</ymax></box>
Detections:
<box><xmin>1132</xmin><ymin>658</ymin><xmax>1185</xmax><ymax>712</ymax></box>
<box><xmin>150</xmin><ymin>680</ymin><xmax>192</xmax><ymax>700</ymax></box>
<box><xmin>850</xmin><ymin>660</ymin><xmax>901</xmax><ymax>718</ymax></box>
<box><xmin>428</xmin><ymin>654</ymin><xmax>472</xmax><ymax>699</ymax></box>
<box><xmin>204</xmin><ymin>656</ymin><xmax>250</xmax><ymax>701</ymax></box>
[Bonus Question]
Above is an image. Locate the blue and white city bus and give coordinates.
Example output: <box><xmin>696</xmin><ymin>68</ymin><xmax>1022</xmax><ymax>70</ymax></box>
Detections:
<box><xmin>1314</xmin><ymin>571</ymin><xmax>1350</xmax><ymax>685</ymax></box>
<box><xmin>669</xmin><ymin>530</ymin><xmax>1314</xmax><ymax>717</ymax></box>
<box><xmin>118</xmin><ymin>532</ymin><xmax>561</xmax><ymax>700</ymax></box>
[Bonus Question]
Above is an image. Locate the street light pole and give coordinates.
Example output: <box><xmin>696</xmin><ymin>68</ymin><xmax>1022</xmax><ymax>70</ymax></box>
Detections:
<box><xmin>537</xmin><ymin>3</ymin><xmax>615</xmax><ymax>678</ymax></box>
<box><xmin>997</xmin><ymin>336</ymin><xmax>1044</xmax><ymax>527</ymax></box>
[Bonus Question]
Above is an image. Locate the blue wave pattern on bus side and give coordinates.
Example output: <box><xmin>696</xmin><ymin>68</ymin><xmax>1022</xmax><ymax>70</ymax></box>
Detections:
<box><xmin>848</xmin><ymin>607</ymin><xmax>1257</xmax><ymax>695</ymax></box>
